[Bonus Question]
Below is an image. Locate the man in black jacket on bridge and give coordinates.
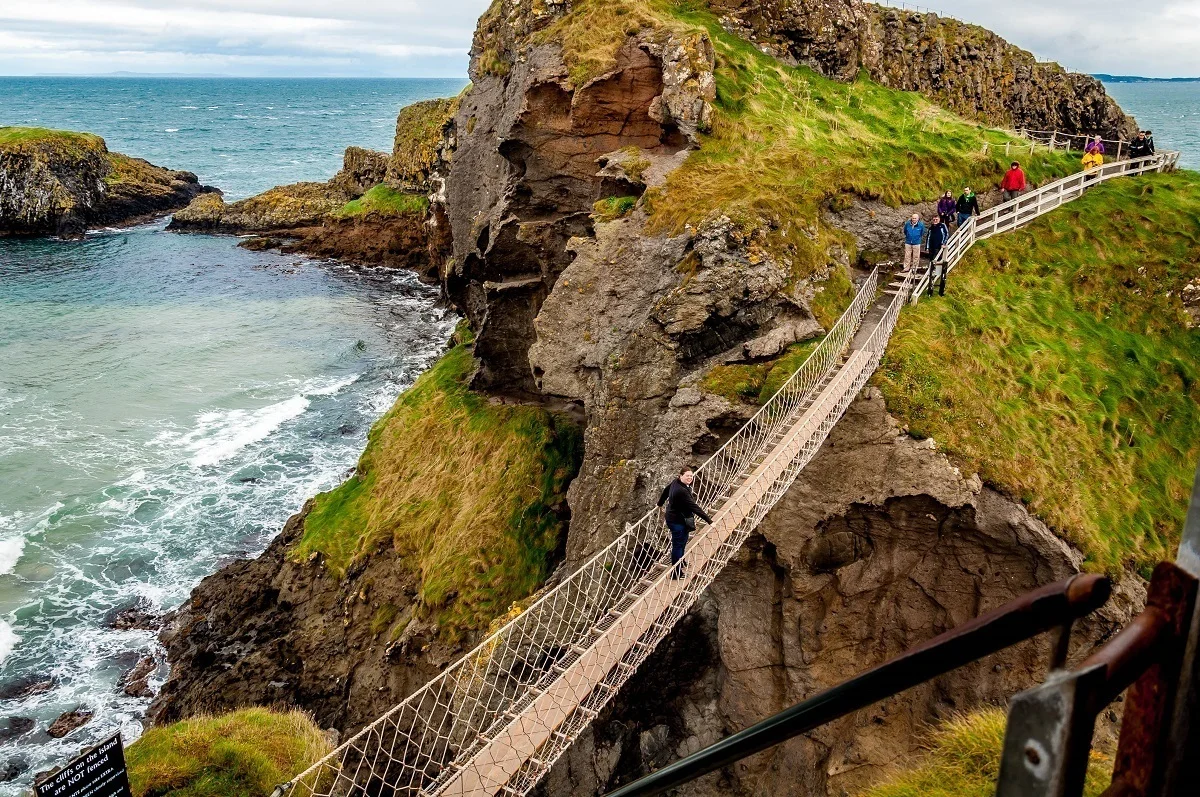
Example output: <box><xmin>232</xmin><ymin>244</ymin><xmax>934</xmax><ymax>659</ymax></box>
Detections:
<box><xmin>658</xmin><ymin>466</ymin><xmax>713</xmax><ymax>579</ymax></box>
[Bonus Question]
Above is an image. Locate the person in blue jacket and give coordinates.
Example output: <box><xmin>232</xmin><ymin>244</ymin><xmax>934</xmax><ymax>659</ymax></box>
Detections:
<box><xmin>902</xmin><ymin>212</ymin><xmax>926</xmax><ymax>274</ymax></box>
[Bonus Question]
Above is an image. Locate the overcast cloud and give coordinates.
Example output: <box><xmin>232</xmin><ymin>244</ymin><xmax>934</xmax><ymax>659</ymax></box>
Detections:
<box><xmin>0</xmin><ymin>0</ymin><xmax>1196</xmax><ymax>78</ymax></box>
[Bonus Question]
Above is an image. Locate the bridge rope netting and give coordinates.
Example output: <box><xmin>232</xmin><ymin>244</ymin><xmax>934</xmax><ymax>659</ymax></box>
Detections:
<box><xmin>275</xmin><ymin>149</ymin><xmax>1178</xmax><ymax>797</ymax></box>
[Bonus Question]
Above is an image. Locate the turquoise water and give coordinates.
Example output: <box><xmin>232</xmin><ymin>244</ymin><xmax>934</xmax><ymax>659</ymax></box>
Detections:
<box><xmin>1102</xmin><ymin>81</ymin><xmax>1200</xmax><ymax>169</ymax></box>
<box><xmin>0</xmin><ymin>79</ymin><xmax>460</xmax><ymax>789</ymax></box>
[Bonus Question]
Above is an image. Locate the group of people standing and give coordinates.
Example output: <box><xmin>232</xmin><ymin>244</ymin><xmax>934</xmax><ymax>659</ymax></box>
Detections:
<box><xmin>900</xmin><ymin>186</ymin><xmax>980</xmax><ymax>275</ymax></box>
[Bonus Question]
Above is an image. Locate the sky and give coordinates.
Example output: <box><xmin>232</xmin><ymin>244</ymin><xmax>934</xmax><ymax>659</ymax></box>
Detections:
<box><xmin>0</xmin><ymin>0</ymin><xmax>1197</xmax><ymax>79</ymax></box>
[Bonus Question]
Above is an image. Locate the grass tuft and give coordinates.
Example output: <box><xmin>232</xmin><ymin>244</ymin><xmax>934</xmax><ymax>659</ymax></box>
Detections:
<box><xmin>125</xmin><ymin>708</ymin><xmax>330</xmax><ymax>797</ymax></box>
<box><xmin>876</xmin><ymin>172</ymin><xmax>1200</xmax><ymax>572</ymax></box>
<box><xmin>334</xmin><ymin>183</ymin><xmax>429</xmax><ymax>219</ymax></box>
<box><xmin>861</xmin><ymin>708</ymin><xmax>1111</xmax><ymax>797</ymax></box>
<box><xmin>592</xmin><ymin>195</ymin><xmax>639</xmax><ymax>221</ymax></box>
<box><xmin>290</xmin><ymin>344</ymin><xmax>582</xmax><ymax>641</ymax></box>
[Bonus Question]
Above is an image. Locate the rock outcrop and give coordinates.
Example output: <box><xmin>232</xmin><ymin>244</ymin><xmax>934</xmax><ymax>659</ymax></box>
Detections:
<box><xmin>535</xmin><ymin>389</ymin><xmax>1140</xmax><ymax>797</ymax></box>
<box><xmin>0</xmin><ymin>128</ymin><xmax>215</xmax><ymax>237</ymax></box>
<box><xmin>170</xmin><ymin>137</ymin><xmax>450</xmax><ymax>282</ymax></box>
<box><xmin>712</xmin><ymin>0</ymin><xmax>1136</xmax><ymax>140</ymax></box>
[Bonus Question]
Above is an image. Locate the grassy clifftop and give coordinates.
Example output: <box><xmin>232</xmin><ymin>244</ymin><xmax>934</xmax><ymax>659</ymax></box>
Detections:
<box><xmin>291</xmin><ymin>339</ymin><xmax>582</xmax><ymax>641</ymax></box>
<box><xmin>126</xmin><ymin>708</ymin><xmax>328</xmax><ymax>797</ymax></box>
<box><xmin>878</xmin><ymin>172</ymin><xmax>1200</xmax><ymax>573</ymax></box>
<box><xmin>479</xmin><ymin>0</ymin><xmax>1078</xmax><ymax>280</ymax></box>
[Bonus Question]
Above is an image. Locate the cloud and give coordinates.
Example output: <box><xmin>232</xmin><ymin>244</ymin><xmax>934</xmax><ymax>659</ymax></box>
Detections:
<box><xmin>0</xmin><ymin>0</ymin><xmax>489</xmax><ymax>76</ymax></box>
<box><xmin>900</xmin><ymin>0</ymin><xmax>1200</xmax><ymax>77</ymax></box>
<box><xmin>1</xmin><ymin>0</ymin><xmax>1197</xmax><ymax>77</ymax></box>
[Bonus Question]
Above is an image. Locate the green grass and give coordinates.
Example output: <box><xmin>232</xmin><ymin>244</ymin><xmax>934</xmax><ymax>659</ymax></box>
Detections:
<box><xmin>701</xmin><ymin>336</ymin><xmax>824</xmax><ymax>405</ymax></box>
<box><xmin>496</xmin><ymin>0</ymin><xmax>1078</xmax><ymax>279</ymax></box>
<box><xmin>641</xmin><ymin>4</ymin><xmax>1078</xmax><ymax>280</ymax></box>
<box><xmin>876</xmin><ymin>172</ymin><xmax>1200</xmax><ymax>572</ymax></box>
<box><xmin>861</xmin><ymin>709</ymin><xmax>1111</xmax><ymax>797</ymax></box>
<box><xmin>0</xmin><ymin>126</ymin><xmax>103</xmax><ymax>148</ymax></box>
<box><xmin>291</xmin><ymin>344</ymin><xmax>582</xmax><ymax>641</ymax></box>
<box><xmin>334</xmin><ymin>183</ymin><xmax>429</xmax><ymax>218</ymax></box>
<box><xmin>592</xmin><ymin>195</ymin><xmax>639</xmax><ymax>221</ymax></box>
<box><xmin>125</xmin><ymin>708</ymin><xmax>330</xmax><ymax>797</ymax></box>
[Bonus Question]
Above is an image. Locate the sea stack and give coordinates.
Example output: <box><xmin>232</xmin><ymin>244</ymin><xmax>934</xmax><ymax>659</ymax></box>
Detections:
<box><xmin>0</xmin><ymin>126</ymin><xmax>217</xmax><ymax>237</ymax></box>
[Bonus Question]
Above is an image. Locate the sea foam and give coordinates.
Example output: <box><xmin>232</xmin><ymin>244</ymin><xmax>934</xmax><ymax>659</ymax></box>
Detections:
<box><xmin>0</xmin><ymin>537</ymin><xmax>26</xmax><ymax>576</ymax></box>
<box><xmin>0</xmin><ymin>621</ymin><xmax>19</xmax><ymax>666</ymax></box>
<box><xmin>184</xmin><ymin>395</ymin><xmax>311</xmax><ymax>468</ymax></box>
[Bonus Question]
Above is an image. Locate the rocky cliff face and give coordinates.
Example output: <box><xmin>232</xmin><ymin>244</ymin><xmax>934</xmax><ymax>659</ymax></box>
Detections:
<box><xmin>0</xmin><ymin>129</ymin><xmax>214</xmax><ymax>236</ymax></box>
<box><xmin>712</xmin><ymin>0</ymin><xmax>1136</xmax><ymax>140</ymax></box>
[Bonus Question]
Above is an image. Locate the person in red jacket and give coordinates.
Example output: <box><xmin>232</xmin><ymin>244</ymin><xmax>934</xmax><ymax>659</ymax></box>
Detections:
<box><xmin>1000</xmin><ymin>161</ymin><xmax>1027</xmax><ymax>202</ymax></box>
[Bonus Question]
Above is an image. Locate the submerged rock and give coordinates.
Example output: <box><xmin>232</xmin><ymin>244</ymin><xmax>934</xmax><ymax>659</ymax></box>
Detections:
<box><xmin>46</xmin><ymin>708</ymin><xmax>93</xmax><ymax>739</ymax></box>
<box><xmin>105</xmin><ymin>598</ymin><xmax>163</xmax><ymax>631</ymax></box>
<box><xmin>0</xmin><ymin>127</ymin><xmax>216</xmax><ymax>237</ymax></box>
<box><xmin>0</xmin><ymin>717</ymin><xmax>35</xmax><ymax>742</ymax></box>
<box><xmin>0</xmin><ymin>675</ymin><xmax>54</xmax><ymax>702</ymax></box>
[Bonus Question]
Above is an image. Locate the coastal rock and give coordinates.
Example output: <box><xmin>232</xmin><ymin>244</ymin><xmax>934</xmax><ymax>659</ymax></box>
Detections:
<box><xmin>0</xmin><ymin>717</ymin><xmax>35</xmax><ymax>742</ymax></box>
<box><xmin>0</xmin><ymin>759</ymin><xmax>28</xmax><ymax>784</ymax></box>
<box><xmin>169</xmin><ymin>181</ymin><xmax>356</xmax><ymax>233</ymax></box>
<box><xmin>0</xmin><ymin>675</ymin><xmax>54</xmax><ymax>702</ymax></box>
<box><xmin>386</xmin><ymin>97</ymin><xmax>459</xmax><ymax>193</ymax></box>
<box><xmin>105</xmin><ymin>598</ymin><xmax>163</xmax><ymax>631</ymax></box>
<box><xmin>46</xmin><ymin>708</ymin><xmax>93</xmax><ymax>739</ymax></box>
<box><xmin>333</xmin><ymin>146</ymin><xmax>389</xmax><ymax>194</ymax></box>
<box><xmin>0</xmin><ymin>128</ymin><xmax>215</xmax><ymax>237</ymax></box>
<box><xmin>120</xmin><ymin>655</ymin><xmax>158</xmax><ymax>699</ymax></box>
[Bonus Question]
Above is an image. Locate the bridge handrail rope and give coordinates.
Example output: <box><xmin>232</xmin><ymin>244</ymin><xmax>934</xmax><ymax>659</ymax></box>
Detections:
<box><xmin>276</xmin><ymin>145</ymin><xmax>1178</xmax><ymax>797</ymax></box>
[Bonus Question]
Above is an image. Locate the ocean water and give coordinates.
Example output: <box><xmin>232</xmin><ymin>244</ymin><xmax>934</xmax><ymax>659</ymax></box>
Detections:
<box><xmin>1102</xmin><ymin>81</ymin><xmax>1200</xmax><ymax>169</ymax></box>
<box><xmin>0</xmin><ymin>79</ymin><xmax>461</xmax><ymax>790</ymax></box>
<box><xmin>1</xmin><ymin>77</ymin><xmax>467</xmax><ymax>200</ymax></box>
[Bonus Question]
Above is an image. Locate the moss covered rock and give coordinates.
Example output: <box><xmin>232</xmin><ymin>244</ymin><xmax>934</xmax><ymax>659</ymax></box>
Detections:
<box><xmin>386</xmin><ymin>97</ymin><xmax>460</xmax><ymax>192</ymax></box>
<box><xmin>0</xmin><ymin>127</ymin><xmax>215</xmax><ymax>236</ymax></box>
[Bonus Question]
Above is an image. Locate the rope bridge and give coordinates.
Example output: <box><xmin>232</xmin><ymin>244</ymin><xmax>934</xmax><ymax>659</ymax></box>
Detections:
<box><xmin>275</xmin><ymin>148</ymin><xmax>1178</xmax><ymax>797</ymax></box>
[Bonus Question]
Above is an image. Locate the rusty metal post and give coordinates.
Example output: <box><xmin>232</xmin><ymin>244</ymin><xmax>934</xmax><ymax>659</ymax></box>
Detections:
<box><xmin>1162</xmin><ymin>464</ymin><xmax>1200</xmax><ymax>796</ymax></box>
<box><xmin>996</xmin><ymin>665</ymin><xmax>1108</xmax><ymax>797</ymax></box>
<box><xmin>1104</xmin><ymin>563</ymin><xmax>1198</xmax><ymax>796</ymax></box>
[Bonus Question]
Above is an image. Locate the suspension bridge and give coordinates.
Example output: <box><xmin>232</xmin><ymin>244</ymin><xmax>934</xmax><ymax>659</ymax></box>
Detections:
<box><xmin>273</xmin><ymin>145</ymin><xmax>1180</xmax><ymax>797</ymax></box>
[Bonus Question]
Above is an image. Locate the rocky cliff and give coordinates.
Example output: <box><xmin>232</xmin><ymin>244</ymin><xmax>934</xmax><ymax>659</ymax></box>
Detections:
<box><xmin>0</xmin><ymin>127</ymin><xmax>215</xmax><ymax>236</ymax></box>
<box><xmin>149</xmin><ymin>0</ymin><xmax>1167</xmax><ymax>794</ymax></box>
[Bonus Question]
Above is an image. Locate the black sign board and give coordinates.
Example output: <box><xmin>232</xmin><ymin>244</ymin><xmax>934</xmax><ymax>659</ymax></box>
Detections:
<box><xmin>34</xmin><ymin>732</ymin><xmax>133</xmax><ymax>797</ymax></box>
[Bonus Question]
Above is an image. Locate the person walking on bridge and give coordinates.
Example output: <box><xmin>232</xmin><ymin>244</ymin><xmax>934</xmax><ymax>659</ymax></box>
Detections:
<box><xmin>1000</xmin><ymin>161</ymin><xmax>1027</xmax><ymax>202</ymax></box>
<box><xmin>1130</xmin><ymin>131</ymin><xmax>1153</xmax><ymax>158</ymax></box>
<box><xmin>901</xmin><ymin>212</ymin><xmax>926</xmax><ymax>274</ymax></box>
<box><xmin>956</xmin><ymin>187</ymin><xmax>979</xmax><ymax>229</ymax></box>
<box><xmin>937</xmin><ymin>191</ymin><xmax>956</xmax><ymax>224</ymax></box>
<box><xmin>1082</xmin><ymin>136</ymin><xmax>1105</xmax><ymax>170</ymax></box>
<box><xmin>658</xmin><ymin>466</ymin><xmax>713</xmax><ymax>579</ymax></box>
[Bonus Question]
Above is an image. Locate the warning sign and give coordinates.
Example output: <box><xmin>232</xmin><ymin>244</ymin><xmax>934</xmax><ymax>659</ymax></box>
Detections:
<box><xmin>34</xmin><ymin>732</ymin><xmax>133</xmax><ymax>797</ymax></box>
